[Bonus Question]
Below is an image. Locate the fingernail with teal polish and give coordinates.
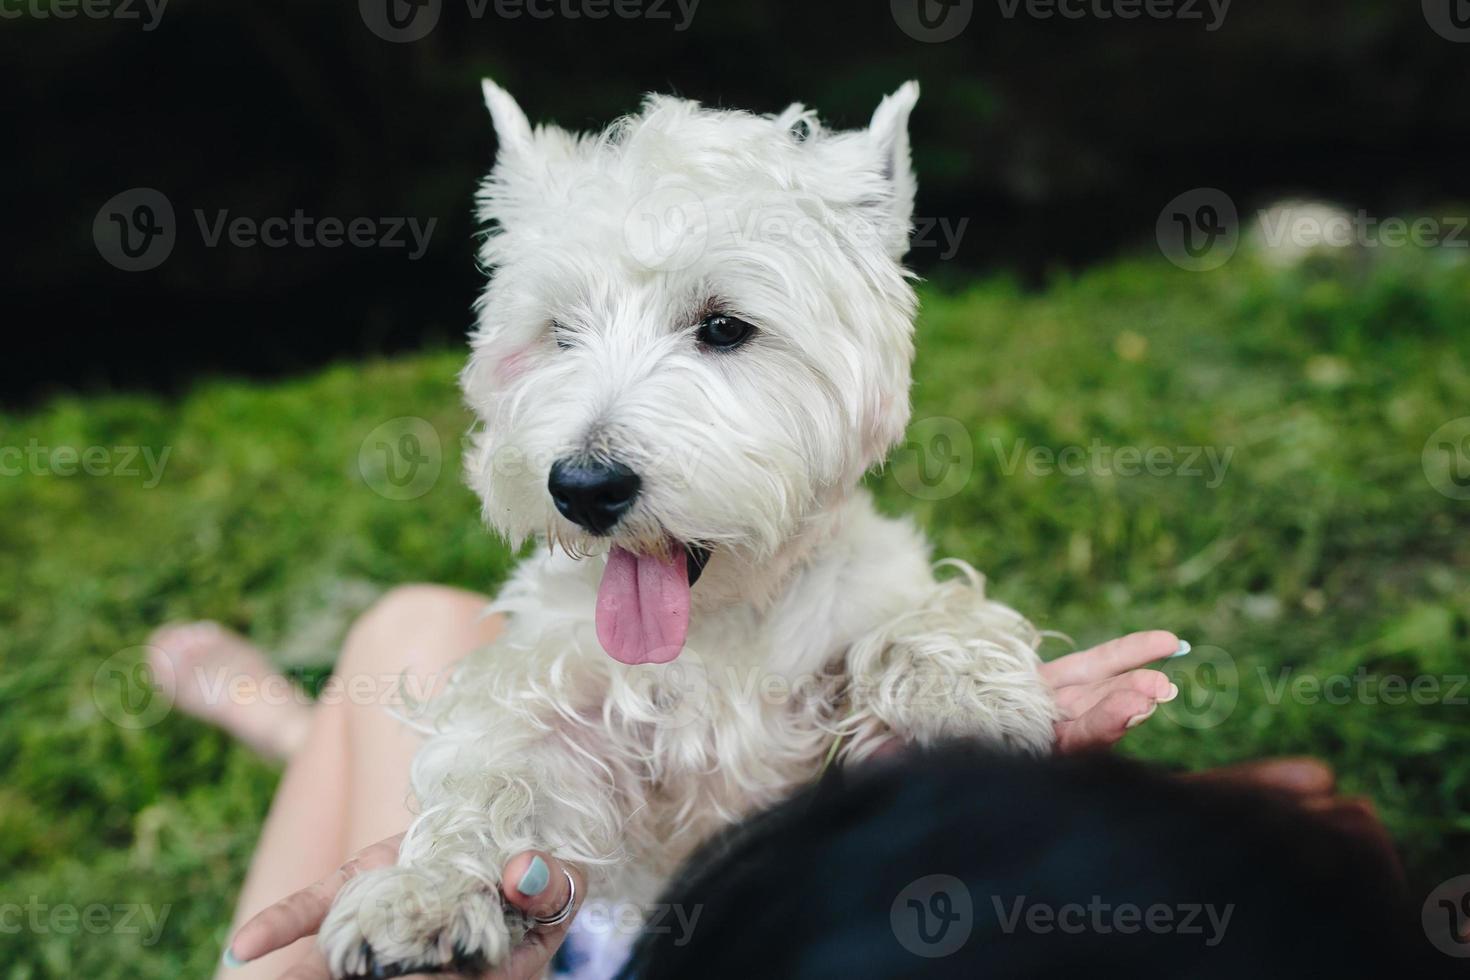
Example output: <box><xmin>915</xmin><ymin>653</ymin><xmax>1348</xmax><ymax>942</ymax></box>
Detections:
<box><xmin>1171</xmin><ymin>640</ymin><xmax>1192</xmax><ymax>658</ymax></box>
<box><xmin>222</xmin><ymin>947</ymin><xmax>246</xmax><ymax>969</ymax></box>
<box><xmin>519</xmin><ymin>856</ymin><xmax>550</xmax><ymax>896</ymax></box>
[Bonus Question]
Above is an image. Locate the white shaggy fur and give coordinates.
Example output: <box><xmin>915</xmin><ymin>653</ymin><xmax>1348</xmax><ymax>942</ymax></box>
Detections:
<box><xmin>319</xmin><ymin>80</ymin><xmax>1057</xmax><ymax>977</ymax></box>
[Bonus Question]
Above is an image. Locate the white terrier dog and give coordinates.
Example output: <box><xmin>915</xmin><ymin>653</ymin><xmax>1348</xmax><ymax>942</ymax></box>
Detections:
<box><xmin>319</xmin><ymin>79</ymin><xmax>1057</xmax><ymax>977</ymax></box>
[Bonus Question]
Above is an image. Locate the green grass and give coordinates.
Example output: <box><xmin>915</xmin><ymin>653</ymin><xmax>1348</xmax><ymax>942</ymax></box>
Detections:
<box><xmin>3</xmin><ymin>248</ymin><xmax>1469</xmax><ymax>976</ymax></box>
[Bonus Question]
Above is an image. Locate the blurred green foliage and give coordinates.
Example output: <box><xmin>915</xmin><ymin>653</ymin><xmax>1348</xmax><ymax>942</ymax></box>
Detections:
<box><xmin>2</xmin><ymin>247</ymin><xmax>1468</xmax><ymax>976</ymax></box>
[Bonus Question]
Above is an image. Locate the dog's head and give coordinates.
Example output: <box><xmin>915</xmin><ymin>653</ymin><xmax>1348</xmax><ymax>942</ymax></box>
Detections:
<box><xmin>462</xmin><ymin>80</ymin><xmax>920</xmax><ymax>664</ymax></box>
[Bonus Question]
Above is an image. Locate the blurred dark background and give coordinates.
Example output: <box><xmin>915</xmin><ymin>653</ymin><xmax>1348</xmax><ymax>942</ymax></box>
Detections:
<box><xmin>5</xmin><ymin>0</ymin><xmax>1466</xmax><ymax>407</ymax></box>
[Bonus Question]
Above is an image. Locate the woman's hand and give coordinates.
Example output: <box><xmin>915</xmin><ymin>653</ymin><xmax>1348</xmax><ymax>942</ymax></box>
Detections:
<box><xmin>224</xmin><ymin>835</ymin><xmax>584</xmax><ymax>980</ymax></box>
<box><xmin>1041</xmin><ymin>630</ymin><xmax>1186</xmax><ymax>753</ymax></box>
<box><xmin>1183</xmin><ymin>757</ymin><xmax>1402</xmax><ymax>874</ymax></box>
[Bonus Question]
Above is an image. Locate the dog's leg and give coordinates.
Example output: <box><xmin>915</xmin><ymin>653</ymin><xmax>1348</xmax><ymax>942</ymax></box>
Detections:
<box><xmin>317</xmin><ymin>722</ymin><xmax>625</xmax><ymax>978</ymax></box>
<box><xmin>841</xmin><ymin>561</ymin><xmax>1058</xmax><ymax>762</ymax></box>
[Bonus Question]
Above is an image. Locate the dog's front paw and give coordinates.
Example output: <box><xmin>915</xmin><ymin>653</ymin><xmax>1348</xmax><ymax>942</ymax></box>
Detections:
<box><xmin>319</xmin><ymin>865</ymin><xmax>525</xmax><ymax>978</ymax></box>
<box><xmin>844</xmin><ymin>564</ymin><xmax>1059</xmax><ymax>758</ymax></box>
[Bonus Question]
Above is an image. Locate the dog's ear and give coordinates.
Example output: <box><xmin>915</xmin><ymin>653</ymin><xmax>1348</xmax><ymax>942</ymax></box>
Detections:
<box><xmin>865</xmin><ymin>81</ymin><xmax>920</xmax><ymax>260</ymax></box>
<box><xmin>482</xmin><ymin>79</ymin><xmax>535</xmax><ymax>159</ymax></box>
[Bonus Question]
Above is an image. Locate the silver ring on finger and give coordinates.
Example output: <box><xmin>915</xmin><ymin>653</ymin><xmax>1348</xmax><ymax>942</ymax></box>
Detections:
<box><xmin>530</xmin><ymin>868</ymin><xmax>577</xmax><ymax>928</ymax></box>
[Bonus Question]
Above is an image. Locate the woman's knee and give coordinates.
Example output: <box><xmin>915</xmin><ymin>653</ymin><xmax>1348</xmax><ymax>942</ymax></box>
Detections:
<box><xmin>337</xmin><ymin>584</ymin><xmax>499</xmax><ymax>680</ymax></box>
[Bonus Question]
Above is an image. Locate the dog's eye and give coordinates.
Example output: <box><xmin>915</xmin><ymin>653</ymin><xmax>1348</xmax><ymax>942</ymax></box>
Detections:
<box><xmin>551</xmin><ymin>320</ymin><xmax>573</xmax><ymax>350</ymax></box>
<box><xmin>696</xmin><ymin>314</ymin><xmax>756</xmax><ymax>351</ymax></box>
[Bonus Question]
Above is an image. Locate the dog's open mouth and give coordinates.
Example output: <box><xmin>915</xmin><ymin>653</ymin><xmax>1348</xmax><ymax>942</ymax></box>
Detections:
<box><xmin>594</xmin><ymin>539</ymin><xmax>710</xmax><ymax>665</ymax></box>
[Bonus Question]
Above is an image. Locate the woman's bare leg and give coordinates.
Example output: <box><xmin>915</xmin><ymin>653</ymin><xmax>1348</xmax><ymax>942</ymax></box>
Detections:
<box><xmin>212</xmin><ymin>585</ymin><xmax>501</xmax><ymax>979</ymax></box>
<box><xmin>147</xmin><ymin>621</ymin><xmax>315</xmax><ymax>761</ymax></box>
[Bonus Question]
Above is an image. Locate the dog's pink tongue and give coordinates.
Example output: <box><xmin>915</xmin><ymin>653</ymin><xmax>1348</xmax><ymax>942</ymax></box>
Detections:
<box><xmin>595</xmin><ymin>546</ymin><xmax>690</xmax><ymax>665</ymax></box>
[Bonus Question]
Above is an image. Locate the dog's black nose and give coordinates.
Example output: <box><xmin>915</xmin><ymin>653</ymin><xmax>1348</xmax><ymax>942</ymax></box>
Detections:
<box><xmin>548</xmin><ymin>458</ymin><xmax>642</xmax><ymax>535</ymax></box>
